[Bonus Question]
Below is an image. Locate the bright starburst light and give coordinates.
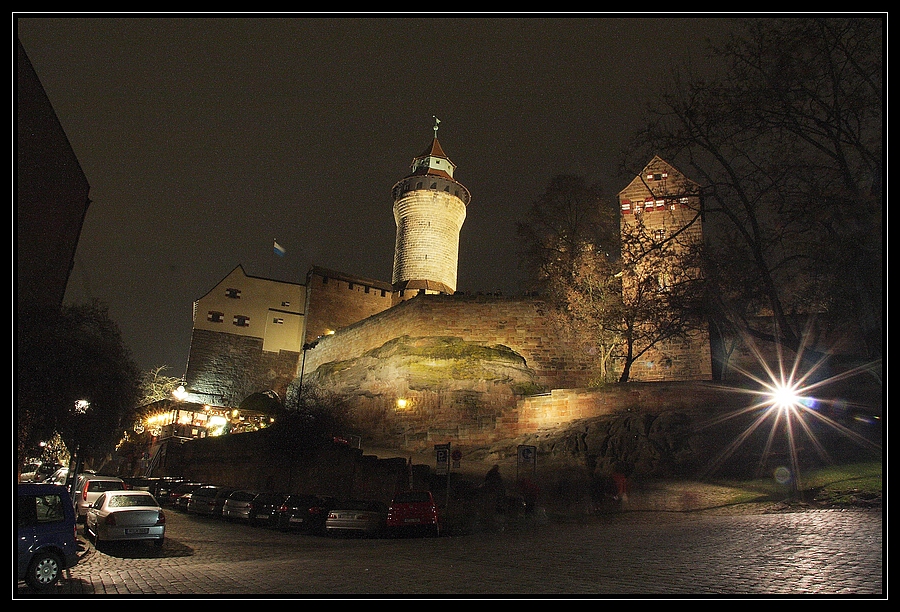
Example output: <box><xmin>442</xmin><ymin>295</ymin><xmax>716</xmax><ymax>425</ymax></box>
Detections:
<box><xmin>697</xmin><ymin>322</ymin><xmax>882</xmax><ymax>496</ymax></box>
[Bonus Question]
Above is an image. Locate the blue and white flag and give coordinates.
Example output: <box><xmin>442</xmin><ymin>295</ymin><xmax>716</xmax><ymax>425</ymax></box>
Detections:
<box><xmin>273</xmin><ymin>240</ymin><xmax>287</xmax><ymax>257</ymax></box>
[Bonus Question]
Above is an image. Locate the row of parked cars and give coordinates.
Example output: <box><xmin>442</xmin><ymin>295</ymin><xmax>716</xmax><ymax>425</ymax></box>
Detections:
<box><xmin>19</xmin><ymin>472</ymin><xmax>443</xmax><ymax>592</ymax></box>
<box><xmin>163</xmin><ymin>481</ymin><xmax>442</xmax><ymax>537</ymax></box>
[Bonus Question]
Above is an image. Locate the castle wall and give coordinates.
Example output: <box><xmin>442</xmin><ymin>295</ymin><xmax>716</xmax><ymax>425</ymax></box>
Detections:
<box><xmin>302</xmin><ymin>293</ymin><xmax>604</xmax><ymax>392</ymax></box>
<box><xmin>183</xmin><ymin>328</ymin><xmax>300</xmax><ymax>407</ymax></box>
<box><xmin>304</xmin><ymin>267</ymin><xmax>393</xmax><ymax>345</ymax></box>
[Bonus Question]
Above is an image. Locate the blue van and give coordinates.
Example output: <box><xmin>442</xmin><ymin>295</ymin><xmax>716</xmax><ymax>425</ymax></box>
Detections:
<box><xmin>17</xmin><ymin>483</ymin><xmax>80</xmax><ymax>591</ymax></box>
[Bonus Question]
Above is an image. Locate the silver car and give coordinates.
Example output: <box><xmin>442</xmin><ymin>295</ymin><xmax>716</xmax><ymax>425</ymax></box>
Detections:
<box><xmin>325</xmin><ymin>499</ymin><xmax>388</xmax><ymax>536</ymax></box>
<box><xmin>221</xmin><ymin>490</ymin><xmax>259</xmax><ymax>522</ymax></box>
<box><xmin>73</xmin><ymin>475</ymin><xmax>126</xmax><ymax>521</ymax></box>
<box><xmin>85</xmin><ymin>490</ymin><xmax>165</xmax><ymax>548</ymax></box>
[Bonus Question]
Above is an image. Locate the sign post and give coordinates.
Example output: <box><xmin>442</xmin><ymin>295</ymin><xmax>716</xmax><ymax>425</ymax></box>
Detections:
<box><xmin>517</xmin><ymin>444</ymin><xmax>537</xmax><ymax>482</ymax></box>
<box><xmin>435</xmin><ymin>443</ymin><xmax>451</xmax><ymax>510</ymax></box>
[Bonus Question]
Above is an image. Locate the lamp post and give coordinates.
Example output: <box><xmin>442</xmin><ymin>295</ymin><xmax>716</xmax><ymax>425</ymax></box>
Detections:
<box><xmin>298</xmin><ymin>340</ymin><xmax>319</xmax><ymax>395</ymax></box>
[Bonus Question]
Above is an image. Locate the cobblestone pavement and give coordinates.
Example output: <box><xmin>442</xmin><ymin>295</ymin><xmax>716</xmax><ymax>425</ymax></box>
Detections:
<box><xmin>15</xmin><ymin>505</ymin><xmax>883</xmax><ymax>598</ymax></box>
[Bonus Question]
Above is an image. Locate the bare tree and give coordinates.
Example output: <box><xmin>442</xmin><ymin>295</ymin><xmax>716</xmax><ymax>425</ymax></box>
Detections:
<box><xmin>615</xmin><ymin>214</ymin><xmax>706</xmax><ymax>382</ymax></box>
<box><xmin>139</xmin><ymin>366</ymin><xmax>182</xmax><ymax>405</ymax></box>
<box><xmin>516</xmin><ymin>175</ymin><xmax>618</xmax><ymax>294</ymax></box>
<box><xmin>629</xmin><ymin>17</ymin><xmax>883</xmax><ymax>365</ymax></box>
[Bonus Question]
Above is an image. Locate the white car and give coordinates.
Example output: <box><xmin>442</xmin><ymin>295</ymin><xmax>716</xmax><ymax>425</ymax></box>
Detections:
<box><xmin>85</xmin><ymin>490</ymin><xmax>165</xmax><ymax>548</ymax></box>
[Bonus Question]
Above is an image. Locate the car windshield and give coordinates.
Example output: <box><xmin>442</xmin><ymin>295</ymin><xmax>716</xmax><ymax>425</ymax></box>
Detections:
<box><xmin>109</xmin><ymin>494</ymin><xmax>156</xmax><ymax>508</ymax></box>
<box><xmin>89</xmin><ymin>480</ymin><xmax>124</xmax><ymax>492</ymax></box>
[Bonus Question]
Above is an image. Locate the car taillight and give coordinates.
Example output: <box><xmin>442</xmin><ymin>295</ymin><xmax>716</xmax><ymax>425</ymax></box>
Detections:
<box><xmin>156</xmin><ymin>511</ymin><xmax>166</xmax><ymax>526</ymax></box>
<box><xmin>104</xmin><ymin>514</ymin><xmax>117</xmax><ymax>526</ymax></box>
<box><xmin>310</xmin><ymin>506</ymin><xmax>322</xmax><ymax>515</ymax></box>
<box><xmin>81</xmin><ymin>482</ymin><xmax>89</xmax><ymax>501</ymax></box>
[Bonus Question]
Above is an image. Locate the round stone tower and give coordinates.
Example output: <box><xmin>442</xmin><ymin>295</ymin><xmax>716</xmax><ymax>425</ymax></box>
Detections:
<box><xmin>390</xmin><ymin>119</ymin><xmax>470</xmax><ymax>305</ymax></box>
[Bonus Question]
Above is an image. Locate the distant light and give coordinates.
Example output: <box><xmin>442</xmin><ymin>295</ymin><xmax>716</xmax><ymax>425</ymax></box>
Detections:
<box><xmin>397</xmin><ymin>398</ymin><xmax>408</xmax><ymax>409</ymax></box>
<box><xmin>173</xmin><ymin>385</ymin><xmax>188</xmax><ymax>401</ymax></box>
<box><xmin>74</xmin><ymin>399</ymin><xmax>90</xmax><ymax>414</ymax></box>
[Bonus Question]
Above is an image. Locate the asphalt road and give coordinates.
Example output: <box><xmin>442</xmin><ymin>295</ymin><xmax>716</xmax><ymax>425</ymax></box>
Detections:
<box><xmin>15</xmin><ymin>505</ymin><xmax>883</xmax><ymax>598</ymax></box>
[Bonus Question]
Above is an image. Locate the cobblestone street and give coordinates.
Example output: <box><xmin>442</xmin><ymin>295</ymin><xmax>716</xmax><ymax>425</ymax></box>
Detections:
<box><xmin>16</xmin><ymin>505</ymin><xmax>883</xmax><ymax>598</ymax></box>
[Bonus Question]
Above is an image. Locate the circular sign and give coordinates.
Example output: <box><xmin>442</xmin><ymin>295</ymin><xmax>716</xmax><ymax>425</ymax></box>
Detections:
<box><xmin>451</xmin><ymin>449</ymin><xmax>462</xmax><ymax>461</ymax></box>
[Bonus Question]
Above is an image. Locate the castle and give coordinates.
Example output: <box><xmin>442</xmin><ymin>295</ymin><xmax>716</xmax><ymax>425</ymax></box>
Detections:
<box><xmin>178</xmin><ymin>125</ymin><xmax>713</xmax><ymax>442</ymax></box>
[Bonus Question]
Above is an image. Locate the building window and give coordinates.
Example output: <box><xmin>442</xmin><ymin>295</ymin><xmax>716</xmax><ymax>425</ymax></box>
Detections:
<box><xmin>322</xmin><ymin>276</ymin><xmax>329</xmax><ymax>284</ymax></box>
<box><xmin>380</xmin><ymin>290</ymin><xmax>386</xmax><ymax>297</ymax></box>
<box><xmin>349</xmin><ymin>282</ymin><xmax>354</xmax><ymax>290</ymax></box>
<box><xmin>225</xmin><ymin>288</ymin><xmax>241</xmax><ymax>299</ymax></box>
<box><xmin>233</xmin><ymin>315</ymin><xmax>250</xmax><ymax>327</ymax></box>
<box><xmin>364</xmin><ymin>286</ymin><xmax>370</xmax><ymax>294</ymax></box>
<box><xmin>207</xmin><ymin>311</ymin><xmax>224</xmax><ymax>323</ymax></box>
<box><xmin>281</xmin><ymin>301</ymin><xmax>290</xmax><ymax>307</ymax></box>
<box><xmin>272</xmin><ymin>317</ymin><xmax>284</xmax><ymax>325</ymax></box>
<box><xmin>654</xmin><ymin>229</ymin><xmax>667</xmax><ymax>242</ymax></box>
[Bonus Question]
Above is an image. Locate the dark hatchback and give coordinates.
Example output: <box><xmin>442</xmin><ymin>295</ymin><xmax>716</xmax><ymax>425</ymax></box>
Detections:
<box><xmin>249</xmin><ymin>492</ymin><xmax>289</xmax><ymax>527</ymax></box>
<box><xmin>274</xmin><ymin>494</ymin><xmax>336</xmax><ymax>532</ymax></box>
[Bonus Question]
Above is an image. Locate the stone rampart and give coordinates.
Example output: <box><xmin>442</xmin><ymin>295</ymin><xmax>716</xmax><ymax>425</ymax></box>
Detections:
<box><xmin>303</xmin><ymin>293</ymin><xmax>602</xmax><ymax>390</ymax></box>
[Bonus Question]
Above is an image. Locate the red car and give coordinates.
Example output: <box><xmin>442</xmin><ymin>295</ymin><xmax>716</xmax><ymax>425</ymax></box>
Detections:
<box><xmin>386</xmin><ymin>490</ymin><xmax>441</xmax><ymax>537</ymax></box>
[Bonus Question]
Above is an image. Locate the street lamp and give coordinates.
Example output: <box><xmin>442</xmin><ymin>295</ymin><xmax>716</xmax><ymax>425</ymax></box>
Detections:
<box><xmin>298</xmin><ymin>339</ymin><xmax>319</xmax><ymax>395</ymax></box>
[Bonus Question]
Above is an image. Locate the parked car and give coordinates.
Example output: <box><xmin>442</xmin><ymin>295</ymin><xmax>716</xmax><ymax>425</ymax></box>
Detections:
<box><xmin>187</xmin><ymin>485</ymin><xmax>235</xmax><ymax>517</ymax></box>
<box><xmin>154</xmin><ymin>477</ymin><xmax>185</xmax><ymax>500</ymax></box>
<box><xmin>325</xmin><ymin>499</ymin><xmax>388</xmax><ymax>536</ymax></box>
<box><xmin>274</xmin><ymin>494</ymin><xmax>335</xmax><ymax>532</ymax></box>
<box><xmin>73</xmin><ymin>475</ymin><xmax>127</xmax><ymax>522</ymax></box>
<box><xmin>174</xmin><ymin>492</ymin><xmax>194</xmax><ymax>512</ymax></box>
<box><xmin>121</xmin><ymin>476</ymin><xmax>159</xmax><ymax>492</ymax></box>
<box><xmin>84</xmin><ymin>490</ymin><xmax>165</xmax><ymax>549</ymax></box>
<box><xmin>35</xmin><ymin>462</ymin><xmax>63</xmax><ymax>482</ymax></box>
<box><xmin>221</xmin><ymin>490</ymin><xmax>260</xmax><ymax>522</ymax></box>
<box><xmin>163</xmin><ymin>482</ymin><xmax>204</xmax><ymax>507</ymax></box>
<box><xmin>19</xmin><ymin>462</ymin><xmax>42</xmax><ymax>482</ymax></box>
<box><xmin>17</xmin><ymin>483</ymin><xmax>80</xmax><ymax>591</ymax></box>
<box><xmin>249</xmin><ymin>492</ymin><xmax>290</xmax><ymax>527</ymax></box>
<box><xmin>386</xmin><ymin>490</ymin><xmax>442</xmax><ymax>537</ymax></box>
<box><xmin>44</xmin><ymin>467</ymin><xmax>74</xmax><ymax>487</ymax></box>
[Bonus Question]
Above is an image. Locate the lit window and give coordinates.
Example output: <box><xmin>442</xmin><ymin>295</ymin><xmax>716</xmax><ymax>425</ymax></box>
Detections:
<box><xmin>281</xmin><ymin>301</ymin><xmax>290</xmax><ymax>307</ymax></box>
<box><xmin>225</xmin><ymin>288</ymin><xmax>241</xmax><ymax>299</ymax></box>
<box><xmin>273</xmin><ymin>317</ymin><xmax>284</xmax><ymax>325</ymax></box>
<box><xmin>207</xmin><ymin>311</ymin><xmax>224</xmax><ymax>323</ymax></box>
<box><xmin>233</xmin><ymin>315</ymin><xmax>250</xmax><ymax>327</ymax></box>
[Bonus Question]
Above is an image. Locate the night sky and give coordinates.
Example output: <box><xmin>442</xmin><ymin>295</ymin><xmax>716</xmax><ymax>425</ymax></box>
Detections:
<box><xmin>16</xmin><ymin>15</ymin><xmax>734</xmax><ymax>373</ymax></box>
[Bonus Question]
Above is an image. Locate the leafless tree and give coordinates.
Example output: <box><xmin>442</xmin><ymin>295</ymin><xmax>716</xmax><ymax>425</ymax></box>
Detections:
<box><xmin>627</xmin><ymin>17</ymin><xmax>883</xmax><ymax>366</ymax></box>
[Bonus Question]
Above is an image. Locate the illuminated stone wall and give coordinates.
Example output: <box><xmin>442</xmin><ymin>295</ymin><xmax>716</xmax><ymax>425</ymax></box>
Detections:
<box><xmin>303</xmin><ymin>267</ymin><xmax>393</xmax><ymax>345</ymax></box>
<box><xmin>183</xmin><ymin>329</ymin><xmax>299</xmax><ymax>407</ymax></box>
<box><xmin>302</xmin><ymin>293</ymin><xmax>603</xmax><ymax>392</ymax></box>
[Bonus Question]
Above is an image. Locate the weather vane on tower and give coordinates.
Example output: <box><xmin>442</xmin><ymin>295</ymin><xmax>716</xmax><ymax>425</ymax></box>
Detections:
<box><xmin>433</xmin><ymin>115</ymin><xmax>441</xmax><ymax>139</ymax></box>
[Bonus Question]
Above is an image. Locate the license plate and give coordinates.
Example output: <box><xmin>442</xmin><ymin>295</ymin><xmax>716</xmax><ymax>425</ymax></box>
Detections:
<box><xmin>404</xmin><ymin>518</ymin><xmax>421</xmax><ymax>523</ymax></box>
<box><xmin>125</xmin><ymin>528</ymin><xmax>149</xmax><ymax>534</ymax></box>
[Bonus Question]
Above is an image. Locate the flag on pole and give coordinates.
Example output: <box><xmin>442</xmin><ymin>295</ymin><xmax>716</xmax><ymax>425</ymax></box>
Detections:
<box><xmin>273</xmin><ymin>240</ymin><xmax>286</xmax><ymax>257</ymax></box>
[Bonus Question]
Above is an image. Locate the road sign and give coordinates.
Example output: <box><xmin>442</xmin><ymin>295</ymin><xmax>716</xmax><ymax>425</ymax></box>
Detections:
<box><xmin>518</xmin><ymin>445</ymin><xmax>536</xmax><ymax>466</ymax></box>
<box><xmin>434</xmin><ymin>443</ymin><xmax>450</xmax><ymax>476</ymax></box>
<box><xmin>517</xmin><ymin>445</ymin><xmax>537</xmax><ymax>480</ymax></box>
